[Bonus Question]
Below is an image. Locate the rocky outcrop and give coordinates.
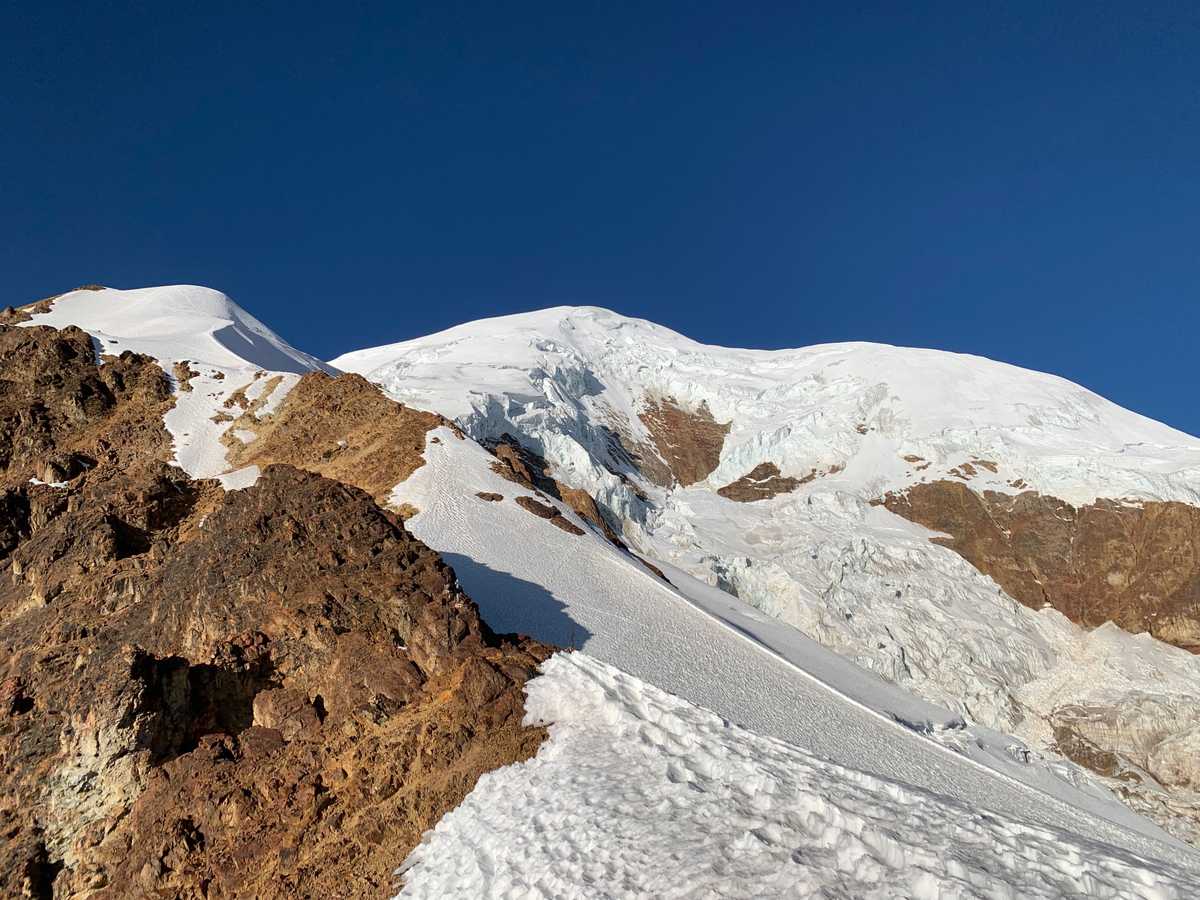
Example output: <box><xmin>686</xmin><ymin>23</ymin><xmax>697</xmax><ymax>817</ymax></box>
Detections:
<box><xmin>487</xmin><ymin>434</ymin><xmax>623</xmax><ymax>545</ymax></box>
<box><xmin>223</xmin><ymin>371</ymin><xmax>447</xmax><ymax>506</ymax></box>
<box><xmin>717</xmin><ymin>463</ymin><xmax>800</xmax><ymax>502</ymax></box>
<box><xmin>881</xmin><ymin>481</ymin><xmax>1200</xmax><ymax>652</ymax></box>
<box><xmin>0</xmin><ymin>324</ymin><xmax>552</xmax><ymax>898</ymax></box>
<box><xmin>0</xmin><ymin>323</ymin><xmax>174</xmax><ymax>490</ymax></box>
<box><xmin>637</xmin><ymin>396</ymin><xmax>729</xmax><ymax>487</ymax></box>
<box><xmin>717</xmin><ymin>462</ymin><xmax>846</xmax><ymax>502</ymax></box>
<box><xmin>514</xmin><ymin>495</ymin><xmax>585</xmax><ymax>536</ymax></box>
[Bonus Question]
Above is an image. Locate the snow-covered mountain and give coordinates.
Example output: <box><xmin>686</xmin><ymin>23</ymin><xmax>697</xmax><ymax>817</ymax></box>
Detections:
<box><xmin>332</xmin><ymin>305</ymin><xmax>1200</xmax><ymax>508</ymax></box>
<box><xmin>335</xmin><ymin>305</ymin><xmax>1200</xmax><ymax>843</ymax></box>
<box><xmin>18</xmin><ymin>285</ymin><xmax>334</xmax><ymax>486</ymax></box>
<box><xmin>28</xmin><ymin>284</ymin><xmax>331</xmax><ymax>375</ymax></box>
<box><xmin>9</xmin><ymin>285</ymin><xmax>1200</xmax><ymax>896</ymax></box>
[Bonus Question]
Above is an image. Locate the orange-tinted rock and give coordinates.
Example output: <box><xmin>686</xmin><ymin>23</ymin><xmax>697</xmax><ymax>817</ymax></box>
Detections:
<box><xmin>637</xmin><ymin>396</ymin><xmax>730</xmax><ymax>487</ymax></box>
<box><xmin>717</xmin><ymin>462</ymin><xmax>800</xmax><ymax>502</ymax></box>
<box><xmin>0</xmin><ymin>327</ymin><xmax>552</xmax><ymax>899</ymax></box>
<box><xmin>223</xmin><ymin>371</ymin><xmax>445</xmax><ymax>506</ymax></box>
<box><xmin>882</xmin><ymin>480</ymin><xmax>1200</xmax><ymax>651</ymax></box>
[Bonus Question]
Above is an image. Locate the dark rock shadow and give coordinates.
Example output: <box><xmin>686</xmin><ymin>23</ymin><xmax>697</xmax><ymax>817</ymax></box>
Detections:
<box><xmin>442</xmin><ymin>552</ymin><xmax>593</xmax><ymax>650</ymax></box>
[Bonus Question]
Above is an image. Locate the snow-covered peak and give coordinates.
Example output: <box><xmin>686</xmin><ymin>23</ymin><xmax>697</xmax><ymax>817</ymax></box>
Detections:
<box><xmin>334</xmin><ymin>304</ymin><xmax>1200</xmax><ymax>508</ymax></box>
<box><xmin>21</xmin><ymin>285</ymin><xmax>333</xmax><ymax>374</ymax></box>
<box><xmin>340</xmin><ymin>304</ymin><xmax>1200</xmax><ymax>845</ymax></box>
<box><xmin>17</xmin><ymin>285</ymin><xmax>332</xmax><ymax>481</ymax></box>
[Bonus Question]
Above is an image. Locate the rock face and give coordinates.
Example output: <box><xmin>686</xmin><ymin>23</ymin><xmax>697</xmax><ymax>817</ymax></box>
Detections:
<box><xmin>637</xmin><ymin>396</ymin><xmax>729</xmax><ymax>487</ymax></box>
<box><xmin>487</xmin><ymin>434</ymin><xmax>623</xmax><ymax>545</ymax></box>
<box><xmin>223</xmin><ymin>371</ymin><xmax>446</xmax><ymax>506</ymax></box>
<box><xmin>882</xmin><ymin>481</ymin><xmax>1200</xmax><ymax>651</ymax></box>
<box><xmin>514</xmin><ymin>495</ymin><xmax>585</xmax><ymax>536</ymax></box>
<box><xmin>717</xmin><ymin>462</ymin><xmax>799</xmax><ymax>502</ymax></box>
<box><xmin>0</xmin><ymin>324</ymin><xmax>550</xmax><ymax>898</ymax></box>
<box><xmin>0</xmin><ymin>323</ymin><xmax>174</xmax><ymax>488</ymax></box>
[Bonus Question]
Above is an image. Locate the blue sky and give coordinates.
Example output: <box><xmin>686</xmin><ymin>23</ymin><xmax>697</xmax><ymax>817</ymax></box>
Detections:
<box><xmin>4</xmin><ymin>2</ymin><xmax>1198</xmax><ymax>435</ymax></box>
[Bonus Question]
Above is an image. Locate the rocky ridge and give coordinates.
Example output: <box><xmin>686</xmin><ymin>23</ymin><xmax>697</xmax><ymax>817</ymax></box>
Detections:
<box><xmin>0</xmin><ymin>319</ymin><xmax>550</xmax><ymax>898</ymax></box>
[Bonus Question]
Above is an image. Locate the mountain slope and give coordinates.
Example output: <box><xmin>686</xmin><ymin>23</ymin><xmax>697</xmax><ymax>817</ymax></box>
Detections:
<box><xmin>7</xmin><ymin>285</ymin><xmax>1198</xmax><ymax>895</ymax></box>
<box><xmin>331</xmin><ymin>305</ymin><xmax>1200</xmax><ymax>508</ymax></box>
<box><xmin>386</xmin><ymin>422</ymin><xmax>1192</xmax><ymax>865</ymax></box>
<box><xmin>11</xmin><ymin>285</ymin><xmax>333</xmax><ymax>483</ymax></box>
<box><xmin>0</xmin><ymin>312</ymin><xmax>548</xmax><ymax>898</ymax></box>
<box><xmin>398</xmin><ymin>653</ymin><xmax>1191</xmax><ymax>899</ymax></box>
<box><xmin>335</xmin><ymin>305</ymin><xmax>1200</xmax><ymax>841</ymax></box>
<box><xmin>20</xmin><ymin>284</ymin><xmax>331</xmax><ymax>375</ymax></box>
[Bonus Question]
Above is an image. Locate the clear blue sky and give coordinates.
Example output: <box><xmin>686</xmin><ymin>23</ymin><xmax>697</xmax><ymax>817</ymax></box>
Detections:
<box><xmin>4</xmin><ymin>2</ymin><xmax>1198</xmax><ymax>435</ymax></box>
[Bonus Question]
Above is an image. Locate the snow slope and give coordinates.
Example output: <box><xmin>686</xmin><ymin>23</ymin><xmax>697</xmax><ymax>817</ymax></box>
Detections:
<box><xmin>397</xmin><ymin>652</ymin><xmax>1194</xmax><ymax>899</ymax></box>
<box><xmin>19</xmin><ymin>285</ymin><xmax>330</xmax><ymax>478</ymax></box>
<box><xmin>390</xmin><ymin>427</ymin><xmax>1197</xmax><ymax>872</ymax></box>
<box><xmin>337</xmin><ymin>306</ymin><xmax>1200</xmax><ymax>839</ymax></box>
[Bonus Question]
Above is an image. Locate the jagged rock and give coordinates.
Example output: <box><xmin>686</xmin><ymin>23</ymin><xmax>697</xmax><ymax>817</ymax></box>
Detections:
<box><xmin>717</xmin><ymin>462</ymin><xmax>800</xmax><ymax>502</ymax></box>
<box><xmin>0</xmin><ymin>323</ymin><xmax>174</xmax><ymax>490</ymax></box>
<box><xmin>487</xmin><ymin>434</ymin><xmax>624</xmax><ymax>544</ymax></box>
<box><xmin>513</xmin><ymin>495</ymin><xmax>584</xmax><ymax>536</ymax></box>
<box><xmin>0</xmin><ymin>323</ymin><xmax>552</xmax><ymax>898</ymax></box>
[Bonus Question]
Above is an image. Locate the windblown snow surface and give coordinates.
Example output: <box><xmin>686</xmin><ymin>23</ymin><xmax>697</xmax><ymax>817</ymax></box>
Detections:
<box><xmin>19</xmin><ymin>285</ymin><xmax>330</xmax><ymax>479</ymax></box>
<box><xmin>397</xmin><ymin>652</ymin><xmax>1192</xmax><ymax>899</ymax></box>
<box><xmin>336</xmin><ymin>306</ymin><xmax>1200</xmax><ymax>841</ymax></box>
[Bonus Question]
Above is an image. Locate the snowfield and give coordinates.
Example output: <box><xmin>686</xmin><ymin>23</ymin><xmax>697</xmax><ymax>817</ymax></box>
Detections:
<box><xmin>24</xmin><ymin>285</ymin><xmax>330</xmax><ymax>375</ymax></box>
<box><xmin>396</xmin><ymin>652</ymin><xmax>1194</xmax><ymax>899</ymax></box>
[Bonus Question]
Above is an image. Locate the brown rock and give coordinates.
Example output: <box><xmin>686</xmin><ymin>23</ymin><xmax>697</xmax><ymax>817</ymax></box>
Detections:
<box><xmin>515</xmin><ymin>495</ymin><xmax>557</xmax><ymax>518</ymax></box>
<box><xmin>0</xmin><ymin>323</ymin><xmax>554</xmax><ymax>899</ymax></box>
<box><xmin>512</xmin><ymin>495</ymin><xmax>584</xmax><ymax>536</ymax></box>
<box><xmin>486</xmin><ymin>435</ymin><xmax>558</xmax><ymax>494</ymax></box>
<box><xmin>557</xmin><ymin>484</ymin><xmax>623</xmax><ymax>545</ymax></box>
<box><xmin>882</xmin><ymin>480</ymin><xmax>1200</xmax><ymax>651</ymax></box>
<box><xmin>172</xmin><ymin>360</ymin><xmax>199</xmax><ymax>392</ymax></box>
<box><xmin>222</xmin><ymin>371</ymin><xmax>446</xmax><ymax>507</ymax></box>
<box><xmin>0</xmin><ymin>324</ymin><xmax>174</xmax><ymax>491</ymax></box>
<box><xmin>252</xmin><ymin>688</ymin><xmax>323</xmax><ymax>742</ymax></box>
<box><xmin>548</xmin><ymin>516</ymin><xmax>585</xmax><ymax>536</ymax></box>
<box><xmin>487</xmin><ymin>436</ymin><xmax>625</xmax><ymax>542</ymax></box>
<box><xmin>717</xmin><ymin>462</ymin><xmax>800</xmax><ymax>502</ymax></box>
<box><xmin>637</xmin><ymin>396</ymin><xmax>729</xmax><ymax>487</ymax></box>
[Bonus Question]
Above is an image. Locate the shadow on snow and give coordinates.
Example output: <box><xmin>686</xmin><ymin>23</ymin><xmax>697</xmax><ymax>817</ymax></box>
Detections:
<box><xmin>441</xmin><ymin>552</ymin><xmax>593</xmax><ymax>651</ymax></box>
